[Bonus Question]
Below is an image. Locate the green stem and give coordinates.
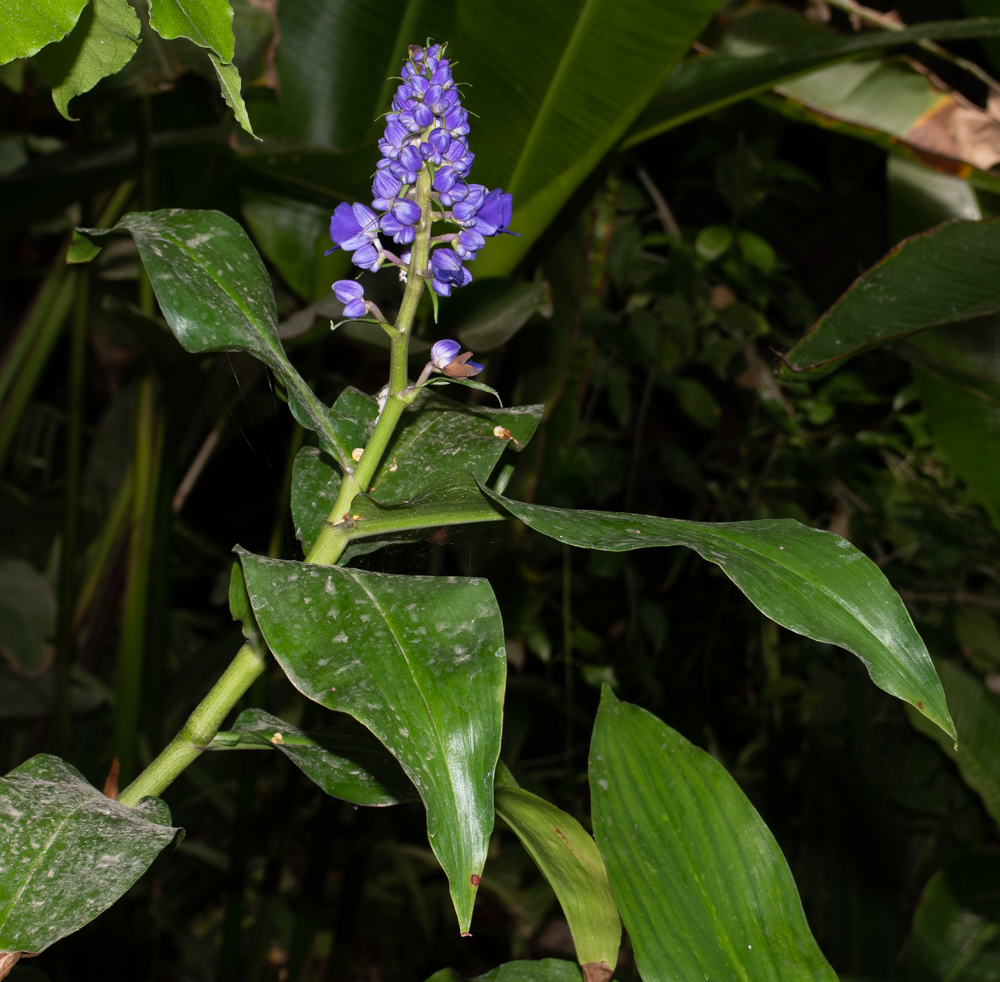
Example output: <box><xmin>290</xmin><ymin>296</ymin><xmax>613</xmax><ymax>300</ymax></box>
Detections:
<box><xmin>117</xmin><ymin>170</ymin><xmax>436</xmax><ymax>805</ymax></box>
<box><xmin>307</xmin><ymin>167</ymin><xmax>433</xmax><ymax>566</ymax></box>
<box><xmin>118</xmin><ymin>640</ymin><xmax>268</xmax><ymax>807</ymax></box>
<box><xmin>114</xmin><ymin>375</ymin><xmax>163</xmax><ymax>785</ymax></box>
<box><xmin>53</xmin><ymin>271</ymin><xmax>89</xmax><ymax>756</ymax></box>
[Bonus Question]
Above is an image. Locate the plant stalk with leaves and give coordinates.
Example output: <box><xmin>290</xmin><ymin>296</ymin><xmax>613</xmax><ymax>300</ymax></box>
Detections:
<box><xmin>1</xmin><ymin>20</ymin><xmax>983</xmax><ymax>982</ymax></box>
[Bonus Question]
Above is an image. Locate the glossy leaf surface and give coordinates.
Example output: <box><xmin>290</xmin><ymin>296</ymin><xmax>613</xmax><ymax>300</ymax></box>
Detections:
<box><xmin>223</xmin><ymin>708</ymin><xmax>415</xmax><ymax>807</ymax></box>
<box><xmin>373</xmin><ymin>395</ymin><xmax>543</xmax><ymax>504</ymax></box>
<box><xmin>626</xmin><ymin>16</ymin><xmax>1000</xmax><ymax>148</ymax></box>
<box><xmin>482</xmin><ymin>486</ymin><xmax>954</xmax><ymax>739</ymax></box>
<box><xmin>908</xmin><ymin>659</ymin><xmax>1000</xmax><ymax>828</ymax></box>
<box><xmin>236</xmin><ymin>549</ymin><xmax>506</xmax><ymax>934</ymax></box>
<box><xmin>0</xmin><ymin>755</ymin><xmax>178</xmax><ymax>955</ymax></box>
<box><xmin>291</xmin><ymin>448</ymin><xmax>343</xmax><ymax>555</ymax></box>
<box><xmin>147</xmin><ymin>0</ymin><xmax>236</xmax><ymax>61</ymax></box>
<box><xmin>908</xmin><ymin>856</ymin><xmax>1000</xmax><ymax>982</ymax></box>
<box><xmin>74</xmin><ymin>210</ymin><xmax>353</xmax><ymax>467</ymax></box>
<box><xmin>779</xmin><ymin>219</ymin><xmax>1000</xmax><ymax>381</ymax></box>
<box><xmin>462</xmin><ymin>0</ymin><xmax>723</xmax><ymax>275</ymax></box>
<box><xmin>590</xmin><ymin>689</ymin><xmax>836</xmax><ymax>982</ymax></box>
<box><xmin>426</xmin><ymin>961</ymin><xmax>583</xmax><ymax>982</ymax></box>
<box><xmin>207</xmin><ymin>54</ymin><xmax>253</xmax><ymax>138</ymax></box>
<box><xmin>0</xmin><ymin>559</ymin><xmax>56</xmax><ymax>674</ymax></box>
<box><xmin>294</xmin><ymin>466</ymin><xmax>506</xmax><ymax>558</ymax></box>
<box><xmin>0</xmin><ymin>0</ymin><xmax>88</xmax><ymax>63</ymax></box>
<box><xmin>907</xmin><ymin>323</ymin><xmax>1000</xmax><ymax>528</ymax></box>
<box><xmin>494</xmin><ymin>770</ymin><xmax>620</xmax><ymax>975</ymax></box>
<box><xmin>33</xmin><ymin>0</ymin><xmax>141</xmax><ymax>121</ymax></box>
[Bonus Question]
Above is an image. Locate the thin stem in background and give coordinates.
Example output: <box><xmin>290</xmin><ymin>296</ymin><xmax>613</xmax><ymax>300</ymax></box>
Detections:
<box><xmin>114</xmin><ymin>376</ymin><xmax>163</xmax><ymax>785</ymax></box>
<box><xmin>0</xmin><ymin>269</ymin><xmax>77</xmax><ymax>472</ymax></box>
<box><xmin>52</xmin><ymin>270</ymin><xmax>90</xmax><ymax>756</ymax></box>
<box><xmin>563</xmin><ymin>544</ymin><xmax>574</xmax><ymax>760</ymax></box>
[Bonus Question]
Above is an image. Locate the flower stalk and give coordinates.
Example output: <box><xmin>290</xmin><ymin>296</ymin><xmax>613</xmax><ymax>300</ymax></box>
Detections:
<box><xmin>117</xmin><ymin>42</ymin><xmax>515</xmax><ymax>807</ymax></box>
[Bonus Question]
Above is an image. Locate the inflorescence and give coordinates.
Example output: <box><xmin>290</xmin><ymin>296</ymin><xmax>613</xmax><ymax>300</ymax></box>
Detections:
<box><xmin>328</xmin><ymin>43</ymin><xmax>514</xmax><ymax>325</ymax></box>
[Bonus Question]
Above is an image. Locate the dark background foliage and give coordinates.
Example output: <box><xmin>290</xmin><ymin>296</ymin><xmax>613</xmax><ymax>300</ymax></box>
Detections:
<box><xmin>2</xmin><ymin>1</ymin><xmax>1000</xmax><ymax>979</ymax></box>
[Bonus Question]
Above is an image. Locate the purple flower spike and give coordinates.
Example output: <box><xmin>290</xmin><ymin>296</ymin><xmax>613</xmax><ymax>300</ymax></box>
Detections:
<box><xmin>333</xmin><ymin>280</ymin><xmax>367</xmax><ymax>319</ymax></box>
<box><xmin>430</xmin><ymin>338</ymin><xmax>461</xmax><ymax>369</ymax></box>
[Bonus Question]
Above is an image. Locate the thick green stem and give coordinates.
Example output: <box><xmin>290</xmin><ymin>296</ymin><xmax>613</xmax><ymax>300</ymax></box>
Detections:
<box><xmin>118</xmin><ymin>640</ymin><xmax>268</xmax><ymax>806</ymax></box>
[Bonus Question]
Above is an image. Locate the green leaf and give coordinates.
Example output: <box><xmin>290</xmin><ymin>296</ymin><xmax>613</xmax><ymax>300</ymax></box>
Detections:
<box><xmin>244</xmin><ymin>0</ymin><xmax>443</xmax><ymax>149</ymax></box>
<box><xmin>207</xmin><ymin>53</ymin><xmax>254</xmax><ymax>138</ymax></box>
<box><xmin>222</xmin><ymin>708</ymin><xmax>416</xmax><ymax>807</ymax></box>
<box><xmin>227</xmin><ymin>559</ymin><xmax>261</xmax><ymax>648</ymax></box>
<box><xmin>33</xmin><ymin>0</ymin><xmax>140</xmax><ymax>121</ymax></box>
<box><xmin>291</xmin><ymin>448</ymin><xmax>343</xmax><ymax>555</ymax></box>
<box><xmin>695</xmin><ymin>225</ymin><xmax>732</xmax><ymax>261</ymax></box>
<box><xmin>235</xmin><ymin>549</ymin><xmax>506</xmax><ymax>935</ymax></box>
<box><xmin>0</xmin><ymin>755</ymin><xmax>179</xmax><ymax>955</ymax></box>
<box><xmin>242</xmin><ymin>190</ymin><xmax>330</xmax><ymax>300</ymax></box>
<box><xmin>463</xmin><ymin>0</ymin><xmax>724</xmax><ymax>276</ymax></box>
<box><xmin>0</xmin><ymin>0</ymin><xmax>89</xmax><ymax>63</ymax></box>
<box><xmin>0</xmin><ymin>665</ymin><xmax>104</xmax><ymax>720</ymax></box>
<box><xmin>147</xmin><ymin>0</ymin><xmax>235</xmax><ymax>61</ymax></box>
<box><xmin>287</xmin><ymin>389</ymin><xmax>541</xmax><ymax>518</ymax></box>
<box><xmin>778</xmin><ymin>219</ymin><xmax>1000</xmax><ymax>381</ymax></box>
<box><xmin>738</xmin><ymin>230</ymin><xmax>778</xmax><ymax>275</ymax></box>
<box><xmin>372</xmin><ymin>393</ymin><xmax>544</xmax><ymax>505</ymax></box>
<box><xmin>74</xmin><ymin>210</ymin><xmax>356</xmax><ymax>469</ymax></box>
<box><xmin>435</xmin><ymin>279</ymin><xmax>554</xmax><ymax>354</ymax></box>
<box><xmin>426</xmin><ymin>960</ymin><xmax>583</xmax><ymax>982</ymax></box>
<box><xmin>908</xmin><ymin>659</ymin><xmax>1000</xmax><ymax>828</ymax></box>
<box><xmin>293</xmin><ymin>465</ymin><xmax>507</xmax><ymax>560</ymax></box>
<box><xmin>481</xmin><ymin>486</ymin><xmax>955</xmax><ymax>740</ymax></box>
<box><xmin>905</xmin><ymin>324</ymin><xmax>1000</xmax><ymax>529</ymax></box>
<box><xmin>907</xmin><ymin>856</ymin><xmax>1000</xmax><ymax>982</ymax></box>
<box><xmin>0</xmin><ymin>560</ymin><xmax>56</xmax><ymax>674</ymax></box>
<box><xmin>625</xmin><ymin>15</ymin><xmax>1000</xmax><ymax>148</ymax></box>
<box><xmin>145</xmin><ymin>0</ymin><xmax>254</xmax><ymax>137</ymax></box>
<box><xmin>590</xmin><ymin>688</ymin><xmax>836</xmax><ymax>982</ymax></box>
<box><xmin>675</xmin><ymin>377</ymin><xmax>720</xmax><ymax>429</ymax></box>
<box><xmin>493</xmin><ymin>776</ymin><xmax>620</xmax><ymax>975</ymax></box>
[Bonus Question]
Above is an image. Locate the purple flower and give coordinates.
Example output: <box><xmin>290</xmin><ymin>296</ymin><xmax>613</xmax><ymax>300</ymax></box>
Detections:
<box><xmin>429</xmin><ymin>338</ymin><xmax>483</xmax><ymax>378</ymax></box>
<box><xmin>372</xmin><ymin>171</ymin><xmax>402</xmax><ymax>210</ymax></box>
<box><xmin>379</xmin><ymin>213</ymin><xmax>416</xmax><ymax>245</ymax></box>
<box><xmin>391</xmin><ymin>199</ymin><xmax>422</xmax><ymax>226</ymax></box>
<box><xmin>434</xmin><ymin>166</ymin><xmax>458</xmax><ymax>194</ymax></box>
<box><xmin>430</xmin><ymin>248</ymin><xmax>472</xmax><ymax>296</ymax></box>
<box><xmin>453</xmin><ymin>228</ymin><xmax>484</xmax><ymax>261</ymax></box>
<box><xmin>333</xmin><ymin>280</ymin><xmax>367</xmax><ymax>319</ymax></box>
<box><xmin>430</xmin><ymin>339</ymin><xmax>461</xmax><ymax>369</ymax></box>
<box><xmin>328</xmin><ymin>202</ymin><xmax>379</xmax><ymax>252</ymax></box>
<box><xmin>350</xmin><ymin>243</ymin><xmax>381</xmax><ymax>272</ymax></box>
<box><xmin>474</xmin><ymin>188</ymin><xmax>513</xmax><ymax>236</ymax></box>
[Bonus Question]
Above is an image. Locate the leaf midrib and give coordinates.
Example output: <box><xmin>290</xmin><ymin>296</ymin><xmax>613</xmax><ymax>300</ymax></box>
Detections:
<box><xmin>347</xmin><ymin>572</ymin><xmax>463</xmax><ymax>828</ymax></box>
<box><xmin>634</xmin><ymin>742</ymin><xmax>752</xmax><ymax>982</ymax></box>
<box><xmin>505</xmin><ymin>0</ymin><xmax>603</xmax><ymax>203</ymax></box>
